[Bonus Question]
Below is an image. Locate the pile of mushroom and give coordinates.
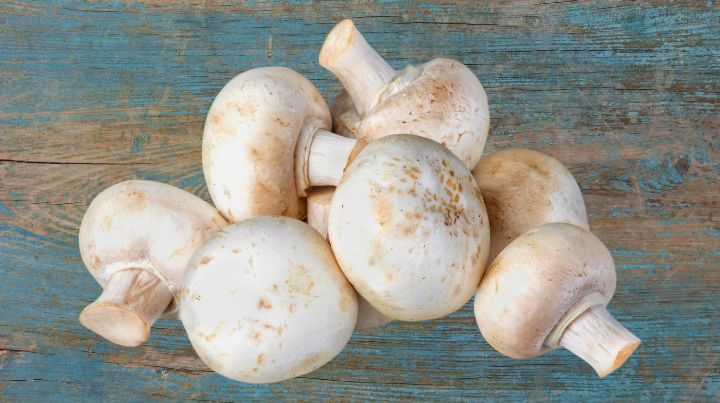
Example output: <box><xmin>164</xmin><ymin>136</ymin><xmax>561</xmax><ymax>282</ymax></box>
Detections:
<box><xmin>76</xmin><ymin>19</ymin><xmax>640</xmax><ymax>382</ymax></box>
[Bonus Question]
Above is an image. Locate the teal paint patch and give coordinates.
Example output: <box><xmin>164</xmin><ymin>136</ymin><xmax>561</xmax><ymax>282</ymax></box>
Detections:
<box><xmin>132</xmin><ymin>133</ymin><xmax>150</xmax><ymax>154</ymax></box>
<box><xmin>0</xmin><ymin>201</ymin><xmax>15</xmax><ymax>217</ymax></box>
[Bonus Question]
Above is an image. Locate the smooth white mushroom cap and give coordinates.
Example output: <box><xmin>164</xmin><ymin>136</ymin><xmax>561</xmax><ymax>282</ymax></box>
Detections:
<box><xmin>79</xmin><ymin>180</ymin><xmax>227</xmax><ymax>308</ymax></box>
<box><xmin>203</xmin><ymin>67</ymin><xmax>331</xmax><ymax>223</ymax></box>
<box><xmin>329</xmin><ymin>134</ymin><xmax>490</xmax><ymax>321</ymax></box>
<box><xmin>473</xmin><ymin>149</ymin><xmax>589</xmax><ymax>263</ymax></box>
<box><xmin>474</xmin><ymin>223</ymin><xmax>616</xmax><ymax>359</ymax></box>
<box><xmin>179</xmin><ymin>216</ymin><xmax>358</xmax><ymax>384</ymax></box>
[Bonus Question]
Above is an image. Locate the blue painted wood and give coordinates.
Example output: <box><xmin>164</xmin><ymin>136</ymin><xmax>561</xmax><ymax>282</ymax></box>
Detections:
<box><xmin>1</xmin><ymin>0</ymin><xmax>718</xmax><ymax>400</ymax></box>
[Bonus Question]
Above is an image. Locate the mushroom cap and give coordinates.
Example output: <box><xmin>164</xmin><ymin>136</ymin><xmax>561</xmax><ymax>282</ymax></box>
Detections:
<box><xmin>328</xmin><ymin>134</ymin><xmax>490</xmax><ymax>321</ymax></box>
<box><xmin>78</xmin><ymin>180</ymin><xmax>227</xmax><ymax>311</ymax></box>
<box><xmin>203</xmin><ymin>67</ymin><xmax>332</xmax><ymax>223</ymax></box>
<box><xmin>179</xmin><ymin>216</ymin><xmax>358</xmax><ymax>384</ymax></box>
<box><xmin>339</xmin><ymin>59</ymin><xmax>490</xmax><ymax>169</ymax></box>
<box><xmin>472</xmin><ymin>149</ymin><xmax>589</xmax><ymax>264</ymax></box>
<box><xmin>474</xmin><ymin>223</ymin><xmax>616</xmax><ymax>359</ymax></box>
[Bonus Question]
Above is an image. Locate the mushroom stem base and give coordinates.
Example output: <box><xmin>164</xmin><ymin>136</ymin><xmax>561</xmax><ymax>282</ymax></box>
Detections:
<box><xmin>308</xmin><ymin>129</ymin><xmax>360</xmax><ymax>188</ymax></box>
<box><xmin>307</xmin><ymin>187</ymin><xmax>335</xmax><ymax>239</ymax></box>
<box><xmin>80</xmin><ymin>268</ymin><xmax>173</xmax><ymax>347</ymax></box>
<box><xmin>319</xmin><ymin>19</ymin><xmax>395</xmax><ymax>116</ymax></box>
<box><xmin>560</xmin><ymin>305</ymin><xmax>640</xmax><ymax>378</ymax></box>
<box><xmin>296</xmin><ymin>118</ymin><xmax>363</xmax><ymax>194</ymax></box>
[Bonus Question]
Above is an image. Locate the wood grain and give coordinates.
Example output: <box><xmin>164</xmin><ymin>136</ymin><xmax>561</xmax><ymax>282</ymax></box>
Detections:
<box><xmin>1</xmin><ymin>0</ymin><xmax>718</xmax><ymax>400</ymax></box>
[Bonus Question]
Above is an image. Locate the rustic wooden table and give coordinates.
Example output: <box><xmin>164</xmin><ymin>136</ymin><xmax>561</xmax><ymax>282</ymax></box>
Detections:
<box><xmin>1</xmin><ymin>1</ymin><xmax>718</xmax><ymax>400</ymax></box>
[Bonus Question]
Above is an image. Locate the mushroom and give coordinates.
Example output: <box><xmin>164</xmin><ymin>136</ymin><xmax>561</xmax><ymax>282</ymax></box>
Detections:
<box><xmin>179</xmin><ymin>216</ymin><xmax>357</xmax><ymax>383</ymax></box>
<box><xmin>78</xmin><ymin>180</ymin><xmax>227</xmax><ymax>347</ymax></box>
<box><xmin>202</xmin><ymin>66</ymin><xmax>363</xmax><ymax>223</ymax></box>
<box><xmin>319</xmin><ymin>19</ymin><xmax>490</xmax><ymax>169</ymax></box>
<box><xmin>474</xmin><ymin>223</ymin><xmax>640</xmax><ymax>377</ymax></box>
<box><xmin>472</xmin><ymin>148</ymin><xmax>589</xmax><ymax>263</ymax></box>
<box><xmin>307</xmin><ymin>187</ymin><xmax>392</xmax><ymax>330</ymax></box>
<box><xmin>329</xmin><ymin>134</ymin><xmax>490</xmax><ymax>321</ymax></box>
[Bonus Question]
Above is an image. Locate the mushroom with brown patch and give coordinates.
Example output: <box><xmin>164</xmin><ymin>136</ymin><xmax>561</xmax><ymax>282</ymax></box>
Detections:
<box><xmin>474</xmin><ymin>223</ymin><xmax>641</xmax><ymax>378</ymax></box>
<box><xmin>472</xmin><ymin>148</ymin><xmax>589</xmax><ymax>264</ymax></box>
<box><xmin>179</xmin><ymin>216</ymin><xmax>358</xmax><ymax>383</ymax></box>
<box><xmin>202</xmin><ymin>66</ymin><xmax>363</xmax><ymax>223</ymax></box>
<box><xmin>329</xmin><ymin>134</ymin><xmax>491</xmax><ymax>321</ymax></box>
<box><xmin>78</xmin><ymin>180</ymin><xmax>227</xmax><ymax>347</ymax></box>
<box><xmin>319</xmin><ymin>19</ymin><xmax>490</xmax><ymax>169</ymax></box>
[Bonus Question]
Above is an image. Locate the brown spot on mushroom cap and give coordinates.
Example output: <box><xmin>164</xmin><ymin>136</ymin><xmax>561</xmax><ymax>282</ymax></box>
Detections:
<box><xmin>274</xmin><ymin>117</ymin><xmax>290</xmax><ymax>127</ymax></box>
<box><xmin>90</xmin><ymin>254</ymin><xmax>102</xmax><ymax>270</ymax></box>
<box><xmin>256</xmin><ymin>353</ymin><xmax>265</xmax><ymax>365</ymax></box>
<box><xmin>285</xmin><ymin>265</ymin><xmax>315</xmax><ymax>295</ymax></box>
<box><xmin>371</xmin><ymin>195</ymin><xmax>394</xmax><ymax>227</ymax></box>
<box><xmin>121</xmin><ymin>189</ymin><xmax>146</xmax><ymax>211</ymax></box>
<box><xmin>250</xmin><ymin>330</ymin><xmax>263</xmax><ymax>345</ymax></box>
<box><xmin>198</xmin><ymin>331</ymin><xmax>218</xmax><ymax>342</ymax></box>
<box><xmin>258</xmin><ymin>297</ymin><xmax>273</xmax><ymax>310</ymax></box>
<box><xmin>199</xmin><ymin>256</ymin><xmax>213</xmax><ymax>265</ymax></box>
<box><xmin>232</xmin><ymin>100</ymin><xmax>257</xmax><ymax>116</ymax></box>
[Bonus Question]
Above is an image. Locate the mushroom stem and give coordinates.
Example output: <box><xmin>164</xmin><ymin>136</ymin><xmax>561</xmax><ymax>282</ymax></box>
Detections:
<box><xmin>307</xmin><ymin>187</ymin><xmax>335</xmax><ymax>239</ymax></box>
<box><xmin>319</xmin><ymin>19</ymin><xmax>395</xmax><ymax>116</ymax></box>
<box><xmin>79</xmin><ymin>269</ymin><xmax>173</xmax><ymax>347</ymax></box>
<box><xmin>559</xmin><ymin>305</ymin><xmax>641</xmax><ymax>378</ymax></box>
<box><xmin>295</xmin><ymin>118</ymin><xmax>364</xmax><ymax>195</ymax></box>
<box><xmin>308</xmin><ymin>129</ymin><xmax>361</xmax><ymax>187</ymax></box>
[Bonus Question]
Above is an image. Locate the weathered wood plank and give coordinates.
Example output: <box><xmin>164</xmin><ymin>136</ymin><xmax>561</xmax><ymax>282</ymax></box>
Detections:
<box><xmin>1</xmin><ymin>0</ymin><xmax>718</xmax><ymax>400</ymax></box>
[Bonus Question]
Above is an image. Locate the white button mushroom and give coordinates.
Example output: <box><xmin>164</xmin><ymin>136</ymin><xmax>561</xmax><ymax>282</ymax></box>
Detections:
<box><xmin>474</xmin><ymin>223</ymin><xmax>640</xmax><ymax>377</ymax></box>
<box><xmin>329</xmin><ymin>134</ymin><xmax>491</xmax><ymax>321</ymax></box>
<box><xmin>472</xmin><ymin>149</ymin><xmax>589</xmax><ymax>264</ymax></box>
<box><xmin>78</xmin><ymin>180</ymin><xmax>227</xmax><ymax>347</ymax></box>
<box><xmin>179</xmin><ymin>216</ymin><xmax>358</xmax><ymax>384</ymax></box>
<box><xmin>307</xmin><ymin>187</ymin><xmax>392</xmax><ymax>330</ymax></box>
<box><xmin>319</xmin><ymin>19</ymin><xmax>490</xmax><ymax>169</ymax></box>
<box><xmin>203</xmin><ymin>67</ymin><xmax>363</xmax><ymax>223</ymax></box>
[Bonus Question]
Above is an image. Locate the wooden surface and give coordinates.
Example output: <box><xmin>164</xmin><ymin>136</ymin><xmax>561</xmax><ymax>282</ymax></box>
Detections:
<box><xmin>1</xmin><ymin>0</ymin><xmax>718</xmax><ymax>400</ymax></box>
